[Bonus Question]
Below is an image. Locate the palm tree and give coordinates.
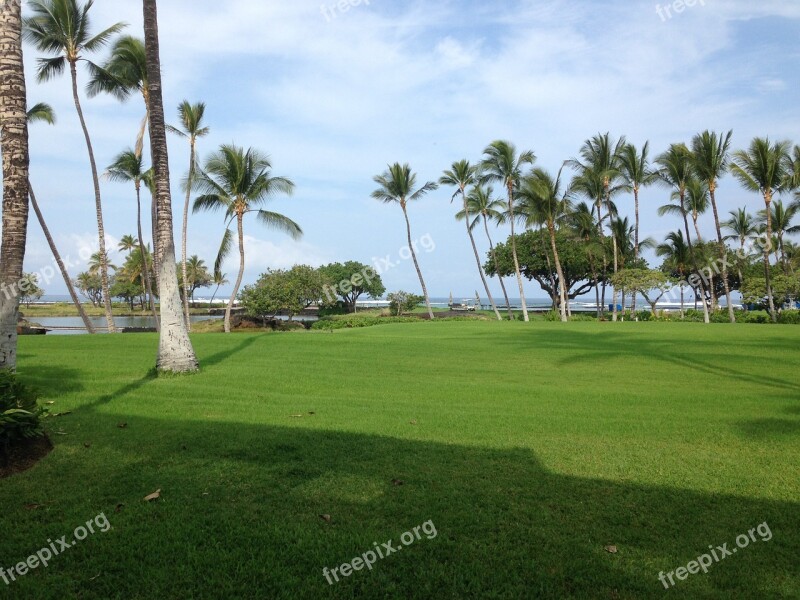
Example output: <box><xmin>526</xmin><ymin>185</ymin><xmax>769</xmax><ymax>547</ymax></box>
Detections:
<box><xmin>657</xmin><ymin>231</ymin><xmax>691</xmax><ymax>317</ymax></box>
<box><xmin>656</xmin><ymin>143</ymin><xmax>710</xmax><ymax>323</ymax></box>
<box><xmin>480</xmin><ymin>141</ymin><xmax>535</xmax><ymax>321</ymax></box>
<box><xmin>209</xmin><ymin>271</ymin><xmax>228</xmax><ymax>306</ymax></box>
<box><xmin>118</xmin><ymin>234</ymin><xmax>137</xmax><ymax>256</ymax></box>
<box><xmin>730</xmin><ymin>137</ymin><xmax>792</xmax><ymax>322</ymax></box>
<box><xmin>105</xmin><ymin>149</ymin><xmax>159</xmax><ymax>327</ymax></box>
<box><xmin>168</xmin><ymin>101</ymin><xmax>209</xmax><ymax>331</ymax></box>
<box><xmin>569</xmin><ymin>201</ymin><xmax>604</xmax><ymax>318</ymax></box>
<box><xmin>193</xmin><ymin>144</ymin><xmax>300</xmax><ymax>333</ymax></box>
<box><xmin>459</xmin><ymin>185</ymin><xmax>513</xmax><ymax>319</ymax></box>
<box><xmin>758</xmin><ymin>199</ymin><xmax>799</xmax><ymax>272</ymax></box>
<box><xmin>144</xmin><ymin>0</ymin><xmax>198</xmax><ymax>372</ymax></box>
<box><xmin>183</xmin><ymin>255</ymin><xmax>209</xmax><ymax>303</ymax></box>
<box><xmin>690</xmin><ymin>130</ymin><xmax>736</xmax><ymax>322</ymax></box>
<box><xmin>24</xmin><ymin>0</ymin><xmax>126</xmax><ymax>333</ymax></box>
<box><xmin>440</xmin><ymin>160</ymin><xmax>501</xmax><ymax>321</ymax></box>
<box><xmin>25</xmin><ymin>102</ymin><xmax>95</xmax><ymax>333</ymax></box>
<box><xmin>0</xmin><ymin>1</ymin><xmax>31</xmax><ymax>369</ymax></box>
<box><xmin>517</xmin><ymin>168</ymin><xmax>572</xmax><ymax>321</ymax></box>
<box><xmin>371</xmin><ymin>163</ymin><xmax>437</xmax><ymax>319</ymax></box>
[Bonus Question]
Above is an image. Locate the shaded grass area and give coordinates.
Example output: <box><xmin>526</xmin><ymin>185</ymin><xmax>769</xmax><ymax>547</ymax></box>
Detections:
<box><xmin>1</xmin><ymin>322</ymin><xmax>799</xmax><ymax>599</ymax></box>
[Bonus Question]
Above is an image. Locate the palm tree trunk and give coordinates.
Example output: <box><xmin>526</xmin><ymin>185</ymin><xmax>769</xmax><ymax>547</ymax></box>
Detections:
<box><xmin>763</xmin><ymin>195</ymin><xmax>777</xmax><ymax>322</ymax></box>
<box><xmin>483</xmin><ymin>216</ymin><xmax>513</xmax><ymax>320</ymax></box>
<box><xmin>29</xmin><ymin>186</ymin><xmax>95</xmax><ymax>333</ymax></box>
<box><xmin>612</xmin><ymin>235</ymin><xmax>619</xmax><ymax>322</ymax></box>
<box><xmin>549</xmin><ymin>223</ymin><xmax>568</xmax><ymax>322</ymax></box>
<box><xmin>708</xmin><ymin>185</ymin><xmax>735</xmax><ymax>322</ymax></box>
<box><xmin>462</xmin><ymin>193</ymin><xmax>500</xmax><ymax>321</ymax></box>
<box><xmin>401</xmin><ymin>203</ymin><xmax>433</xmax><ymax>319</ymax></box>
<box><xmin>507</xmin><ymin>184</ymin><xmax>529</xmax><ymax>322</ymax></box>
<box><xmin>680</xmin><ymin>283</ymin><xmax>685</xmax><ymax>318</ymax></box>
<box><xmin>0</xmin><ymin>2</ymin><xmax>30</xmax><ymax>370</ymax></box>
<box><xmin>135</xmin><ymin>183</ymin><xmax>159</xmax><ymax>331</ymax></box>
<box><xmin>682</xmin><ymin>204</ymin><xmax>710</xmax><ymax>324</ymax></box>
<box><xmin>68</xmin><ymin>60</ymin><xmax>114</xmax><ymax>333</ymax></box>
<box><xmin>632</xmin><ymin>186</ymin><xmax>640</xmax><ymax>313</ymax></box>
<box><xmin>181</xmin><ymin>139</ymin><xmax>195</xmax><ymax>331</ymax></box>
<box><xmin>144</xmin><ymin>0</ymin><xmax>198</xmax><ymax>372</ymax></box>
<box><xmin>225</xmin><ymin>213</ymin><xmax>246</xmax><ymax>334</ymax></box>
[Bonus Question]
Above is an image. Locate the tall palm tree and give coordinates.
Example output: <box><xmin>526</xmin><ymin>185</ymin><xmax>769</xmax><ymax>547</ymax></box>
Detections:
<box><xmin>143</xmin><ymin>0</ymin><xmax>198</xmax><ymax>372</ymax></box>
<box><xmin>168</xmin><ymin>101</ymin><xmax>209</xmax><ymax>331</ymax></box>
<box><xmin>105</xmin><ymin>149</ymin><xmax>158</xmax><ymax>327</ymax></box>
<box><xmin>183</xmin><ymin>255</ymin><xmax>208</xmax><ymax>303</ymax></box>
<box><xmin>758</xmin><ymin>199</ymin><xmax>799</xmax><ymax>272</ymax></box>
<box><xmin>690</xmin><ymin>130</ymin><xmax>736</xmax><ymax>322</ymax></box>
<box><xmin>480</xmin><ymin>141</ymin><xmax>535</xmax><ymax>321</ymax></box>
<box><xmin>657</xmin><ymin>231</ymin><xmax>691</xmax><ymax>317</ymax></box>
<box><xmin>459</xmin><ymin>185</ymin><xmax>513</xmax><ymax>319</ymax></box>
<box><xmin>0</xmin><ymin>0</ymin><xmax>31</xmax><ymax>369</ymax></box>
<box><xmin>517</xmin><ymin>168</ymin><xmax>572</xmax><ymax>321</ymax></box>
<box><xmin>569</xmin><ymin>201</ymin><xmax>604</xmax><ymax>317</ymax></box>
<box><xmin>440</xmin><ymin>160</ymin><xmax>501</xmax><ymax>321</ymax></box>
<box><xmin>730</xmin><ymin>137</ymin><xmax>792</xmax><ymax>323</ymax></box>
<box><xmin>117</xmin><ymin>234</ymin><xmax>137</xmax><ymax>256</ymax></box>
<box><xmin>25</xmin><ymin>102</ymin><xmax>95</xmax><ymax>332</ymax></box>
<box><xmin>656</xmin><ymin>143</ymin><xmax>710</xmax><ymax>323</ymax></box>
<box><xmin>24</xmin><ymin>0</ymin><xmax>126</xmax><ymax>333</ymax></box>
<box><xmin>193</xmin><ymin>144</ymin><xmax>300</xmax><ymax>333</ymax></box>
<box><xmin>371</xmin><ymin>163</ymin><xmax>437</xmax><ymax>319</ymax></box>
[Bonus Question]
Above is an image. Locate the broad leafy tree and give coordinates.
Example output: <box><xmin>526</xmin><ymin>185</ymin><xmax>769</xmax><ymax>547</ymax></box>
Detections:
<box><xmin>318</xmin><ymin>261</ymin><xmax>385</xmax><ymax>312</ymax></box>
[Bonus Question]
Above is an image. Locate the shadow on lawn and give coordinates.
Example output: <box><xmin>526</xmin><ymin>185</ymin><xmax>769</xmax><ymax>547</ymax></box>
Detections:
<box><xmin>7</xmin><ymin>414</ymin><xmax>798</xmax><ymax>600</ymax></box>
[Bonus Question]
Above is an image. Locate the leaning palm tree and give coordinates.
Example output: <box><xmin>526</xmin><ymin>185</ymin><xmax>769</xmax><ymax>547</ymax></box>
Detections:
<box><xmin>730</xmin><ymin>137</ymin><xmax>792</xmax><ymax>323</ymax></box>
<box><xmin>144</xmin><ymin>0</ymin><xmax>198</xmax><ymax>372</ymax></box>
<box><xmin>459</xmin><ymin>185</ymin><xmax>513</xmax><ymax>319</ymax></box>
<box><xmin>480</xmin><ymin>141</ymin><xmax>535</xmax><ymax>321</ymax></box>
<box><xmin>440</xmin><ymin>160</ymin><xmax>501</xmax><ymax>321</ymax></box>
<box><xmin>23</xmin><ymin>0</ymin><xmax>126</xmax><ymax>333</ymax></box>
<box><xmin>517</xmin><ymin>168</ymin><xmax>572</xmax><ymax>321</ymax></box>
<box><xmin>193</xmin><ymin>144</ymin><xmax>300</xmax><ymax>333</ymax></box>
<box><xmin>371</xmin><ymin>163</ymin><xmax>437</xmax><ymax>319</ymax></box>
<box><xmin>656</xmin><ymin>143</ymin><xmax>710</xmax><ymax>323</ymax></box>
<box><xmin>105</xmin><ymin>149</ymin><xmax>158</xmax><ymax>327</ymax></box>
<box><xmin>25</xmin><ymin>102</ymin><xmax>95</xmax><ymax>333</ymax></box>
<box><xmin>0</xmin><ymin>0</ymin><xmax>31</xmax><ymax>369</ymax></box>
<box><xmin>168</xmin><ymin>101</ymin><xmax>209</xmax><ymax>331</ymax></box>
<box><xmin>690</xmin><ymin>130</ymin><xmax>736</xmax><ymax>322</ymax></box>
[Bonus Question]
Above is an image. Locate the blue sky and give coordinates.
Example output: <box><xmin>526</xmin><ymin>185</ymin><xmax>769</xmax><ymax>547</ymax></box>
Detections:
<box><xmin>19</xmin><ymin>0</ymin><xmax>800</xmax><ymax>299</ymax></box>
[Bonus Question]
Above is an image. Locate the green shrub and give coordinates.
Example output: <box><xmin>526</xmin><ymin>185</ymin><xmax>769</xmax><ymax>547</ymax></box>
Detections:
<box><xmin>0</xmin><ymin>370</ymin><xmax>46</xmax><ymax>457</ymax></box>
<box><xmin>312</xmin><ymin>314</ymin><xmax>421</xmax><ymax>330</ymax></box>
<box><xmin>743</xmin><ymin>312</ymin><xmax>769</xmax><ymax>324</ymax></box>
<box><xmin>778</xmin><ymin>310</ymin><xmax>800</xmax><ymax>325</ymax></box>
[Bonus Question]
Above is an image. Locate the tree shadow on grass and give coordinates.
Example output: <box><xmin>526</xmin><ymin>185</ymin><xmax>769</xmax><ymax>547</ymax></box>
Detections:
<box><xmin>4</xmin><ymin>415</ymin><xmax>798</xmax><ymax>600</ymax></box>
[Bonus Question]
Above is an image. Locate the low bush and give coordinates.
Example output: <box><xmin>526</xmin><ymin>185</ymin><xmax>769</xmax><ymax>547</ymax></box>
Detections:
<box><xmin>778</xmin><ymin>310</ymin><xmax>800</xmax><ymax>325</ymax></box>
<box><xmin>0</xmin><ymin>370</ymin><xmax>46</xmax><ymax>460</ymax></box>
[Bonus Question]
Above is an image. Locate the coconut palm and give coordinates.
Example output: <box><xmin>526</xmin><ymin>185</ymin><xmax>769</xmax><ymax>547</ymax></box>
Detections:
<box><xmin>690</xmin><ymin>130</ymin><xmax>736</xmax><ymax>322</ymax></box>
<box><xmin>0</xmin><ymin>1</ymin><xmax>31</xmax><ymax>369</ymax></box>
<box><xmin>193</xmin><ymin>144</ymin><xmax>300</xmax><ymax>333</ymax></box>
<box><xmin>117</xmin><ymin>234</ymin><xmax>137</xmax><ymax>256</ymax></box>
<box><xmin>731</xmin><ymin>137</ymin><xmax>793</xmax><ymax>322</ymax></box>
<box><xmin>440</xmin><ymin>160</ymin><xmax>501</xmax><ymax>321</ymax></box>
<box><xmin>656</xmin><ymin>143</ymin><xmax>710</xmax><ymax>323</ymax></box>
<box><xmin>371</xmin><ymin>163</ymin><xmax>437</xmax><ymax>319</ymax></box>
<box><xmin>25</xmin><ymin>102</ymin><xmax>95</xmax><ymax>333</ymax></box>
<box><xmin>619</xmin><ymin>142</ymin><xmax>657</xmax><ymax>260</ymax></box>
<box><xmin>144</xmin><ymin>0</ymin><xmax>198</xmax><ymax>372</ymax></box>
<box><xmin>458</xmin><ymin>185</ymin><xmax>513</xmax><ymax>319</ymax></box>
<box><xmin>105</xmin><ymin>149</ymin><xmax>159</xmax><ymax>327</ymax></box>
<box><xmin>569</xmin><ymin>202</ymin><xmax>604</xmax><ymax>317</ymax></box>
<box><xmin>209</xmin><ymin>271</ymin><xmax>228</xmax><ymax>306</ymax></box>
<box><xmin>657</xmin><ymin>231</ymin><xmax>691</xmax><ymax>317</ymax></box>
<box><xmin>480</xmin><ymin>141</ymin><xmax>535</xmax><ymax>321</ymax></box>
<box><xmin>168</xmin><ymin>101</ymin><xmax>209</xmax><ymax>331</ymax></box>
<box><xmin>517</xmin><ymin>168</ymin><xmax>572</xmax><ymax>321</ymax></box>
<box><xmin>23</xmin><ymin>0</ymin><xmax>126</xmax><ymax>333</ymax></box>
<box><xmin>758</xmin><ymin>199</ymin><xmax>800</xmax><ymax>272</ymax></box>
<box><xmin>182</xmin><ymin>255</ymin><xmax>210</xmax><ymax>303</ymax></box>
<box><xmin>723</xmin><ymin>207</ymin><xmax>757</xmax><ymax>284</ymax></box>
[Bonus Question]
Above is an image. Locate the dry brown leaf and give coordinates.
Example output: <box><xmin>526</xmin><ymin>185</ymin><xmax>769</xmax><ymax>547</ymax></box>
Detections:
<box><xmin>114</xmin><ymin>503</ymin><xmax>125</xmax><ymax>513</ymax></box>
<box><xmin>319</xmin><ymin>514</ymin><xmax>332</xmax><ymax>523</ymax></box>
<box><xmin>605</xmin><ymin>545</ymin><xmax>618</xmax><ymax>554</ymax></box>
<box><xmin>143</xmin><ymin>489</ymin><xmax>161</xmax><ymax>502</ymax></box>
<box><xmin>24</xmin><ymin>503</ymin><xmax>42</xmax><ymax>510</ymax></box>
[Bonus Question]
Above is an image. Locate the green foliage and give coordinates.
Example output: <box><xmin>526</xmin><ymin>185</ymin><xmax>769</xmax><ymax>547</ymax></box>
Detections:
<box><xmin>387</xmin><ymin>290</ymin><xmax>423</xmax><ymax>316</ymax></box>
<box><xmin>312</xmin><ymin>314</ymin><xmax>420</xmax><ymax>330</ymax></box>
<box><xmin>74</xmin><ymin>271</ymin><xmax>103</xmax><ymax>307</ymax></box>
<box><xmin>19</xmin><ymin>273</ymin><xmax>44</xmax><ymax>307</ymax></box>
<box><xmin>0</xmin><ymin>370</ymin><xmax>46</xmax><ymax>456</ymax></box>
<box><xmin>778</xmin><ymin>310</ymin><xmax>800</xmax><ymax>325</ymax></box>
<box><xmin>318</xmin><ymin>261</ymin><xmax>386</xmax><ymax>312</ymax></box>
<box><xmin>240</xmin><ymin>265</ymin><xmax>328</xmax><ymax>320</ymax></box>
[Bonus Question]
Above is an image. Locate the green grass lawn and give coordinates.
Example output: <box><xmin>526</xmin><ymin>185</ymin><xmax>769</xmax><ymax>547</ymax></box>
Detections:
<box><xmin>2</xmin><ymin>322</ymin><xmax>799</xmax><ymax>599</ymax></box>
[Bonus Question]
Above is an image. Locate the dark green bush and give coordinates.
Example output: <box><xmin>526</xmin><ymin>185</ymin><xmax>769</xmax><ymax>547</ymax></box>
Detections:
<box><xmin>743</xmin><ymin>312</ymin><xmax>769</xmax><ymax>324</ymax></box>
<box><xmin>1</xmin><ymin>370</ymin><xmax>46</xmax><ymax>457</ymax></box>
<box><xmin>778</xmin><ymin>310</ymin><xmax>800</xmax><ymax>325</ymax></box>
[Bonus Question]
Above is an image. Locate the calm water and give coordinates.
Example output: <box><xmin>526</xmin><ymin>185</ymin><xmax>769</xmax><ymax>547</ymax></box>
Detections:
<box><xmin>32</xmin><ymin>315</ymin><xmax>217</xmax><ymax>335</ymax></box>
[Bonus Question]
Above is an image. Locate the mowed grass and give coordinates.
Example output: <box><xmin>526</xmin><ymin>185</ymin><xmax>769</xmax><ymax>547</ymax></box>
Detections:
<box><xmin>1</xmin><ymin>322</ymin><xmax>799</xmax><ymax>599</ymax></box>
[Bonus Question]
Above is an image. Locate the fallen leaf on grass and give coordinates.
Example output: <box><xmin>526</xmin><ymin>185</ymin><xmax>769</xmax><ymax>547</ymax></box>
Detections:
<box><xmin>89</xmin><ymin>573</ymin><xmax>101</xmax><ymax>581</ymax></box>
<box><xmin>45</xmin><ymin>401</ymin><xmax>55</xmax><ymax>405</ymax></box>
<box><xmin>83</xmin><ymin>443</ymin><xmax>91</xmax><ymax>449</ymax></box>
<box><xmin>117</xmin><ymin>423</ymin><xmax>128</xmax><ymax>429</ymax></box>
<box><xmin>605</xmin><ymin>545</ymin><xmax>618</xmax><ymax>554</ymax></box>
<box><xmin>52</xmin><ymin>430</ymin><xmax>68</xmax><ymax>436</ymax></box>
<box><xmin>409</xmin><ymin>419</ymin><xmax>417</xmax><ymax>425</ymax></box>
<box><xmin>308</xmin><ymin>411</ymin><xmax>316</xmax><ymax>416</ymax></box>
<box><xmin>290</xmin><ymin>414</ymin><xmax>304</xmax><ymax>418</ymax></box>
<box><xmin>319</xmin><ymin>514</ymin><xmax>332</xmax><ymax>523</ymax></box>
<box><xmin>114</xmin><ymin>503</ymin><xmax>124</xmax><ymax>513</ymax></box>
<box><xmin>53</xmin><ymin>411</ymin><xmax>72</xmax><ymax>417</ymax></box>
<box><xmin>143</xmin><ymin>489</ymin><xmax>161</xmax><ymax>502</ymax></box>
<box><xmin>391</xmin><ymin>479</ymin><xmax>404</xmax><ymax>486</ymax></box>
<box><xmin>24</xmin><ymin>503</ymin><xmax>43</xmax><ymax>510</ymax></box>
